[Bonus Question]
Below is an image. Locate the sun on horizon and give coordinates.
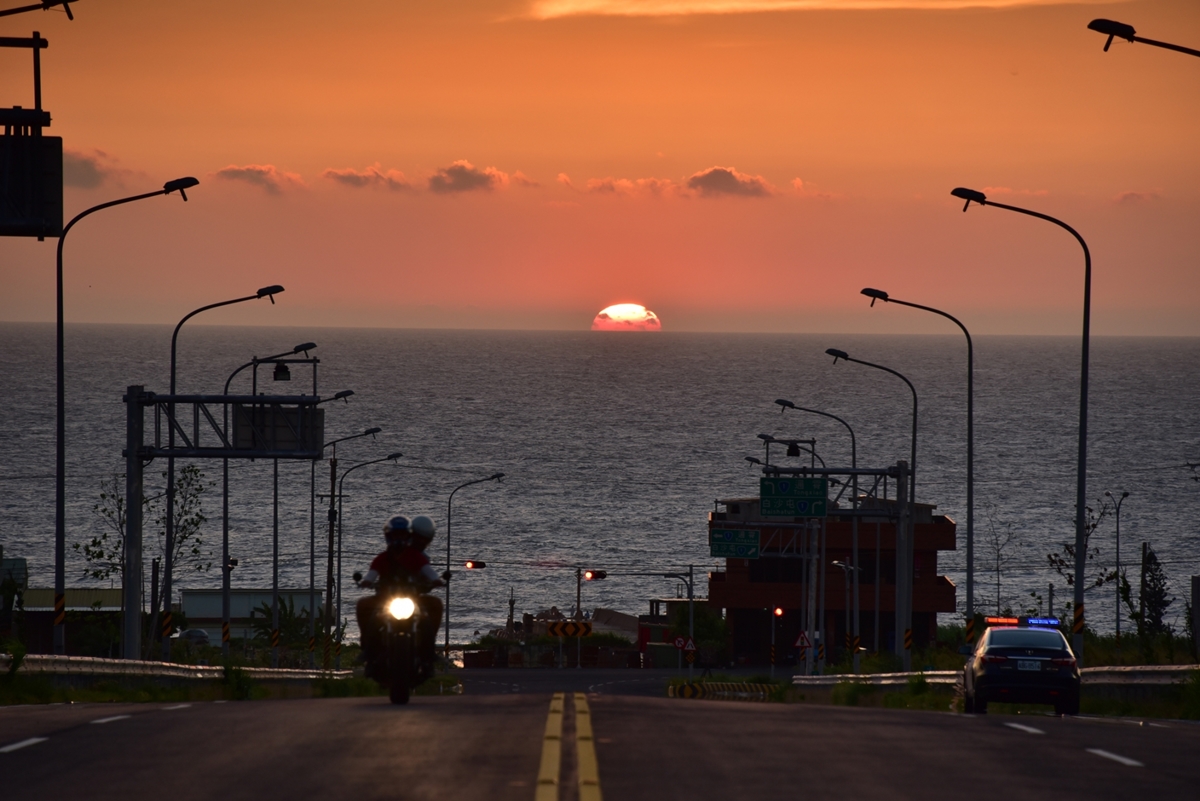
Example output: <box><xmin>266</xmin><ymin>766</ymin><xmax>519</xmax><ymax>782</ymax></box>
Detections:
<box><xmin>592</xmin><ymin>303</ymin><xmax>663</xmax><ymax>331</ymax></box>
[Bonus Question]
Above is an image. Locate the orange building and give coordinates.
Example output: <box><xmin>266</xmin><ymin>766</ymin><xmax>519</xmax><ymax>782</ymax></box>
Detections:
<box><xmin>706</xmin><ymin>496</ymin><xmax>957</xmax><ymax>665</ymax></box>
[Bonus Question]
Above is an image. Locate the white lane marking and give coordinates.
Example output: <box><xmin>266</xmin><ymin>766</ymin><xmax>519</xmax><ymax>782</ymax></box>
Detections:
<box><xmin>1005</xmin><ymin>723</ymin><xmax>1045</xmax><ymax>735</ymax></box>
<box><xmin>91</xmin><ymin>715</ymin><xmax>131</xmax><ymax>725</ymax></box>
<box><xmin>1</xmin><ymin>737</ymin><xmax>49</xmax><ymax>754</ymax></box>
<box><xmin>213</xmin><ymin>700</ymin><xmax>228</xmax><ymax>704</ymax></box>
<box><xmin>1087</xmin><ymin>749</ymin><xmax>1144</xmax><ymax>767</ymax></box>
<box><xmin>1148</xmin><ymin>722</ymin><xmax>1169</xmax><ymax>728</ymax></box>
<box><xmin>162</xmin><ymin>704</ymin><xmax>191</xmax><ymax>711</ymax></box>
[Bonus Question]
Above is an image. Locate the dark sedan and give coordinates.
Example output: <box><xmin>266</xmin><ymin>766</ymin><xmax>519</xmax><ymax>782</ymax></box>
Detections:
<box><xmin>963</xmin><ymin>626</ymin><xmax>1081</xmax><ymax>715</ymax></box>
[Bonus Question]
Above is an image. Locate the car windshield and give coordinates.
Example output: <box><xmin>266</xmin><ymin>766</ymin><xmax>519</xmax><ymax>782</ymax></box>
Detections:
<box><xmin>987</xmin><ymin>629</ymin><xmax>1066</xmax><ymax>650</ymax></box>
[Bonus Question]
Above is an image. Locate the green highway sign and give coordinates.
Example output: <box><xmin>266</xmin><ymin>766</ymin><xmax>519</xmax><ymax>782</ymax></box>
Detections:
<box><xmin>710</xmin><ymin>528</ymin><xmax>760</xmax><ymax>559</ymax></box>
<box><xmin>760</xmin><ymin>477</ymin><xmax>828</xmax><ymax>518</ymax></box>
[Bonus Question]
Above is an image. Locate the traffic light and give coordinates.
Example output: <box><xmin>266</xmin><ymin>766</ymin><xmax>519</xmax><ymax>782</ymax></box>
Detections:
<box><xmin>584</xmin><ymin>570</ymin><xmax>607</xmax><ymax>580</ymax></box>
<box><xmin>464</xmin><ymin>560</ymin><xmax>486</xmax><ymax>569</ymax></box>
<box><xmin>773</xmin><ymin>607</ymin><xmax>784</xmax><ymax>617</ymax></box>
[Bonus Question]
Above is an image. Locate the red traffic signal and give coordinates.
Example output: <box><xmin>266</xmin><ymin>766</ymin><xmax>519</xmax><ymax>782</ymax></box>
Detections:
<box><xmin>464</xmin><ymin>560</ymin><xmax>486</xmax><ymax>569</ymax></box>
<box><xmin>773</xmin><ymin>607</ymin><xmax>784</xmax><ymax>617</ymax></box>
<box><xmin>584</xmin><ymin>570</ymin><xmax>607</xmax><ymax>580</ymax></box>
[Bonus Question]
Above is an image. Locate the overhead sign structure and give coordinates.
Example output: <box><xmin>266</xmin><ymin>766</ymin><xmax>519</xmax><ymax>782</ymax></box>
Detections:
<box><xmin>760</xmin><ymin>477</ymin><xmax>828</xmax><ymax>518</ymax></box>
<box><xmin>547</xmin><ymin>620</ymin><xmax>592</xmax><ymax>638</ymax></box>
<box><xmin>710</xmin><ymin>528</ymin><xmax>760</xmax><ymax>559</ymax></box>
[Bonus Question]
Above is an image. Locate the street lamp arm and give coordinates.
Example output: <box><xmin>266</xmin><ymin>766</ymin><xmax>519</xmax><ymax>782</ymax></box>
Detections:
<box><xmin>223</xmin><ymin>344</ymin><xmax>315</xmax><ymax>394</ymax></box>
<box><xmin>0</xmin><ymin>0</ymin><xmax>77</xmax><ymax>20</ymax></box>
<box><xmin>171</xmin><ymin>287</ymin><xmax>285</xmax><ymax>393</ymax></box>
<box><xmin>1088</xmin><ymin>19</ymin><xmax>1200</xmax><ymax>58</ymax></box>
<box><xmin>969</xmin><ymin>199</ymin><xmax>1092</xmax><ymax>267</ymax></box>
<box><xmin>775</xmin><ymin>400</ymin><xmax>856</xmax><ymax>469</ymax></box>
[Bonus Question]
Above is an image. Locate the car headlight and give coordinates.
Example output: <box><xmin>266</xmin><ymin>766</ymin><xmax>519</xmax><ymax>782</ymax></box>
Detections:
<box><xmin>388</xmin><ymin>597</ymin><xmax>416</xmax><ymax>620</ymax></box>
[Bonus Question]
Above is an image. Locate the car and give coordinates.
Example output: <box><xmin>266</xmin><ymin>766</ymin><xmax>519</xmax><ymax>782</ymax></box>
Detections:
<box><xmin>177</xmin><ymin>628</ymin><xmax>211</xmax><ymax>647</ymax></box>
<box><xmin>962</xmin><ymin>619</ymin><xmax>1081</xmax><ymax>715</ymax></box>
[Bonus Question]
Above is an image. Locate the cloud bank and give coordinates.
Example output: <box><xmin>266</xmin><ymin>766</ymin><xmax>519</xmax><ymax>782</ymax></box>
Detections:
<box><xmin>322</xmin><ymin>164</ymin><xmax>412</xmax><ymax>191</ymax></box>
<box><xmin>530</xmin><ymin>0</ymin><xmax>1099</xmax><ymax>18</ymax></box>
<box><xmin>214</xmin><ymin>164</ymin><xmax>306</xmax><ymax>194</ymax></box>
<box><xmin>63</xmin><ymin>148</ymin><xmax>132</xmax><ymax>189</ymax></box>
<box><xmin>428</xmin><ymin>160</ymin><xmax>511</xmax><ymax>193</ymax></box>
<box><xmin>686</xmin><ymin>166</ymin><xmax>772</xmax><ymax>197</ymax></box>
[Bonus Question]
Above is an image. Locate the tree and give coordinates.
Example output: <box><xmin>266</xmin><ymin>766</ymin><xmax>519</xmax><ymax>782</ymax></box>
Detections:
<box><xmin>1046</xmin><ymin>495</ymin><xmax>1117</xmax><ymax>596</ymax></box>
<box><xmin>981</xmin><ymin>505</ymin><xmax>1020</xmax><ymax>615</ymax></box>
<box><xmin>73</xmin><ymin>473</ymin><xmax>142</xmax><ymax>582</ymax></box>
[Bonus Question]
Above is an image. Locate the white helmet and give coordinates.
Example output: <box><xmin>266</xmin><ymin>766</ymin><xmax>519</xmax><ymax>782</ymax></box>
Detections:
<box><xmin>410</xmin><ymin>515</ymin><xmax>436</xmax><ymax>544</ymax></box>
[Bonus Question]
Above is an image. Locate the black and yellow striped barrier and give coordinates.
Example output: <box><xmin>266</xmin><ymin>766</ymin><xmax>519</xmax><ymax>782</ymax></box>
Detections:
<box><xmin>54</xmin><ymin>593</ymin><xmax>66</xmax><ymax>626</ymax></box>
<box><xmin>222</xmin><ymin>622</ymin><xmax>230</xmax><ymax>643</ymax></box>
<box><xmin>904</xmin><ymin>628</ymin><xmax>913</xmax><ymax>650</ymax></box>
<box><xmin>1073</xmin><ymin>603</ymin><xmax>1085</xmax><ymax>634</ymax></box>
<box><xmin>965</xmin><ymin>617</ymin><xmax>976</xmax><ymax>644</ymax></box>
<box><xmin>161</xmin><ymin>612</ymin><xmax>173</xmax><ymax>639</ymax></box>
<box><xmin>308</xmin><ymin>636</ymin><xmax>316</xmax><ymax>652</ymax></box>
<box><xmin>669</xmin><ymin>682</ymin><xmax>777</xmax><ymax>701</ymax></box>
<box><xmin>271</xmin><ymin>629</ymin><xmax>280</xmax><ymax>647</ymax></box>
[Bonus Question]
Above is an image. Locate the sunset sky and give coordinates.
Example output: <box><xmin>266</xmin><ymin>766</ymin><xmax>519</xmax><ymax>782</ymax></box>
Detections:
<box><xmin>2</xmin><ymin>0</ymin><xmax>1197</xmax><ymax>334</ymax></box>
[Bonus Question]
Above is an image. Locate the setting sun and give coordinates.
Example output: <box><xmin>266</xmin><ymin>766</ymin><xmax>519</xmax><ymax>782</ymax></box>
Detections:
<box><xmin>591</xmin><ymin>304</ymin><xmax>663</xmax><ymax>331</ymax></box>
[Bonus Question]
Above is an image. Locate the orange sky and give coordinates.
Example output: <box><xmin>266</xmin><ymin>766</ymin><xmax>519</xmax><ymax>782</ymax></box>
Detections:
<box><xmin>2</xmin><ymin>0</ymin><xmax>1198</xmax><ymax>333</ymax></box>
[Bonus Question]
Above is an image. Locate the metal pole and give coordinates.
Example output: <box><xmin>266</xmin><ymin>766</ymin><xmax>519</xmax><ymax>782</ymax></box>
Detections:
<box><xmin>576</xmin><ymin>568</ymin><xmax>582</xmax><ymax>669</ymax></box>
<box><xmin>122</xmin><ymin>386</ymin><xmax>144</xmax><ymax>660</ymax></box>
<box><xmin>688</xmin><ymin>565</ymin><xmax>694</xmax><ymax>682</ymax></box>
<box><xmin>896</xmin><ymin>461</ymin><xmax>910</xmax><ymax>669</ymax></box>
<box><xmin>818</xmin><ymin>518</ymin><xmax>827</xmax><ymax>673</ymax></box>
<box><xmin>325</xmin><ymin>454</ymin><xmax>336</xmax><ymax>668</ymax></box>
<box><xmin>874</xmin><ymin>521</ymin><xmax>881</xmax><ymax>653</ymax></box>
<box><xmin>309</xmin><ymin>462</ymin><xmax>316</xmax><ymax>667</ymax></box>
<box><xmin>272</xmin><ymin>459</ymin><xmax>279</xmax><ymax>668</ymax></box>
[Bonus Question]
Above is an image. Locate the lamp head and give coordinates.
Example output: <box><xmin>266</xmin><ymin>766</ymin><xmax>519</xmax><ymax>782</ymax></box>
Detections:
<box><xmin>786</xmin><ymin>442</ymin><xmax>801</xmax><ymax>458</ymax></box>
<box><xmin>364</xmin><ymin>427</ymin><xmax>382</xmax><ymax>436</ymax></box>
<box><xmin>333</xmin><ymin>390</ymin><xmax>354</xmax><ymax>402</ymax></box>
<box><xmin>774</xmin><ymin>399</ymin><xmax>795</xmax><ymax>412</ymax></box>
<box><xmin>163</xmin><ymin>176</ymin><xmax>199</xmax><ymax>201</ymax></box>
<box><xmin>744</xmin><ymin>456</ymin><xmax>762</xmax><ymax>465</ymax></box>
<box><xmin>490</xmin><ymin>472</ymin><xmax>505</xmax><ymax>481</ymax></box>
<box><xmin>825</xmin><ymin>348</ymin><xmax>849</xmax><ymax>363</ymax></box>
<box><xmin>1088</xmin><ymin>18</ymin><xmax>1135</xmax><ymax>51</ymax></box>
<box><xmin>386</xmin><ymin>452</ymin><xmax>403</xmax><ymax>461</ymax></box>
<box><xmin>950</xmin><ymin>187</ymin><xmax>987</xmax><ymax>212</ymax></box>
<box><xmin>861</xmin><ymin>287</ymin><xmax>889</xmax><ymax>307</ymax></box>
<box><xmin>292</xmin><ymin>342</ymin><xmax>316</xmax><ymax>355</ymax></box>
<box><xmin>757</xmin><ymin>433</ymin><xmax>774</xmax><ymax>442</ymax></box>
<box><xmin>272</xmin><ymin>362</ymin><xmax>291</xmax><ymax>382</ymax></box>
<box><xmin>256</xmin><ymin>285</ymin><xmax>285</xmax><ymax>304</ymax></box>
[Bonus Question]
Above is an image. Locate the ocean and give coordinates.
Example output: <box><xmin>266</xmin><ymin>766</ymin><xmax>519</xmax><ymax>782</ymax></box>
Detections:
<box><xmin>1</xmin><ymin>323</ymin><xmax>1198</xmax><ymax>643</ymax></box>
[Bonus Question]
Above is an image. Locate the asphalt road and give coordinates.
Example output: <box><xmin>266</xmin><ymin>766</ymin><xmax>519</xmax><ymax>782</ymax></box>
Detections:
<box><xmin>4</xmin><ymin>676</ymin><xmax>1199</xmax><ymax>800</ymax></box>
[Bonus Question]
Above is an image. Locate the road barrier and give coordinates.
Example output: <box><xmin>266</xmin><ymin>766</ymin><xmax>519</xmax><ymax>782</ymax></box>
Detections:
<box><xmin>790</xmin><ymin>665</ymin><xmax>1198</xmax><ymax>689</ymax></box>
<box><xmin>0</xmin><ymin>653</ymin><xmax>352</xmax><ymax>681</ymax></box>
<box><xmin>669</xmin><ymin>682</ymin><xmax>776</xmax><ymax>701</ymax></box>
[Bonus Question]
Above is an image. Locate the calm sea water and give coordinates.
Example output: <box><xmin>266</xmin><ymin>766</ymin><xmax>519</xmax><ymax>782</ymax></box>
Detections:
<box><xmin>1</xmin><ymin>323</ymin><xmax>1198</xmax><ymax>642</ymax></box>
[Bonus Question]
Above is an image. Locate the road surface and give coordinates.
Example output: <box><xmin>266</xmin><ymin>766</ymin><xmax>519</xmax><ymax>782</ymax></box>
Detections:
<box><xmin>4</xmin><ymin>671</ymin><xmax>1197</xmax><ymax>800</ymax></box>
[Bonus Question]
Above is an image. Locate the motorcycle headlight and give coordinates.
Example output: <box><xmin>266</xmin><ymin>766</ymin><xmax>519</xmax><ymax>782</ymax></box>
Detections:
<box><xmin>388</xmin><ymin>597</ymin><xmax>416</xmax><ymax>620</ymax></box>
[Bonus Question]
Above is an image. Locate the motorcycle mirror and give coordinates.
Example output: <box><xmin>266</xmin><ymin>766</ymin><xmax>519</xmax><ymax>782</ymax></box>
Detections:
<box><xmin>441</xmin><ymin>570</ymin><xmax>453</xmax><ymax>581</ymax></box>
<box><xmin>353</xmin><ymin>571</ymin><xmax>363</xmax><ymax>583</ymax></box>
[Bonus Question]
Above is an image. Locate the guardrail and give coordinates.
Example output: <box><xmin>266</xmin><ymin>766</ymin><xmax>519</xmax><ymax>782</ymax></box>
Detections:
<box><xmin>792</xmin><ymin>665</ymin><xmax>1199</xmax><ymax>688</ymax></box>
<box><xmin>0</xmin><ymin>654</ymin><xmax>353</xmax><ymax>681</ymax></box>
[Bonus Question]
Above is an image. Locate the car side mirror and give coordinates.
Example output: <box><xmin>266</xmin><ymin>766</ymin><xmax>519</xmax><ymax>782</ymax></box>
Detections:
<box><xmin>353</xmin><ymin>571</ymin><xmax>363</xmax><ymax>583</ymax></box>
<box><xmin>957</xmin><ymin>645</ymin><xmax>973</xmax><ymax>656</ymax></box>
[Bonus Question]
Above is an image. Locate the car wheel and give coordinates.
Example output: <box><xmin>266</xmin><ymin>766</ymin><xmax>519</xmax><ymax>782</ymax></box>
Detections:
<box><xmin>975</xmin><ymin>697</ymin><xmax>987</xmax><ymax>714</ymax></box>
<box><xmin>963</xmin><ymin>692</ymin><xmax>975</xmax><ymax>714</ymax></box>
<box><xmin>1057</xmin><ymin>694</ymin><xmax>1080</xmax><ymax>716</ymax></box>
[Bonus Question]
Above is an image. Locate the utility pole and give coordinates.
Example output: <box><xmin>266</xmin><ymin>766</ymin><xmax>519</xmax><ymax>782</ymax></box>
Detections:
<box><xmin>324</xmin><ymin>453</ymin><xmax>337</xmax><ymax>669</ymax></box>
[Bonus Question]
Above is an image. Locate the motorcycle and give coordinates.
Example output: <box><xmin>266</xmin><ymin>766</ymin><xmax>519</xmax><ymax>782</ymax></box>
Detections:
<box><xmin>353</xmin><ymin>571</ymin><xmax>440</xmax><ymax>705</ymax></box>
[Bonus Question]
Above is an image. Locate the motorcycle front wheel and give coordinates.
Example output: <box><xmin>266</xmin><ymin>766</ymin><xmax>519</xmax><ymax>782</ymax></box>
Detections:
<box><xmin>388</xmin><ymin>633</ymin><xmax>412</xmax><ymax>705</ymax></box>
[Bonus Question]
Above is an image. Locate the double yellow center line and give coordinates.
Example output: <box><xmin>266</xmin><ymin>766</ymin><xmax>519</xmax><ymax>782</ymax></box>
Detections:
<box><xmin>536</xmin><ymin>692</ymin><xmax>603</xmax><ymax>801</ymax></box>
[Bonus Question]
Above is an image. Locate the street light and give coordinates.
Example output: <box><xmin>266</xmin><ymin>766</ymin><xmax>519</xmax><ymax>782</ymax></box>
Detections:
<box><xmin>775</xmin><ymin>399</ymin><xmax>863</xmax><ymax>669</ymax></box>
<box><xmin>756</xmin><ymin>433</ymin><xmax>825</xmax><ymax>468</ymax></box>
<box><xmin>53</xmin><ymin>176</ymin><xmax>198</xmax><ymax>654</ymax></box>
<box><xmin>1106</xmin><ymin>490</ymin><xmax>1130</xmax><ymax>643</ymax></box>
<box><xmin>1088</xmin><ymin>19</ymin><xmax>1200</xmax><ymax>59</ymax></box>
<box><xmin>220</xmin><ymin>342</ymin><xmax>316</xmax><ymax>659</ymax></box>
<box><xmin>826</xmin><ymin>347</ymin><xmax>918</xmax><ymax>669</ymax></box>
<box><xmin>313</xmin><ymin>426</ymin><xmax>381</xmax><ymax>667</ymax></box>
<box><xmin>861</xmin><ymin>287</ymin><xmax>978</xmax><ymax>641</ymax></box>
<box><xmin>831</xmin><ymin>560</ymin><xmax>860</xmax><ymax>663</ymax></box>
<box><xmin>159</xmin><ymin>283</ymin><xmax>283</xmax><ymax>660</ymax></box>
<box><xmin>445</xmin><ymin>473</ymin><xmax>505</xmax><ymax>658</ymax></box>
<box><xmin>336</xmin><ymin>452</ymin><xmax>403</xmax><ymax>664</ymax></box>
<box><xmin>951</xmin><ymin>185</ymin><xmax>1092</xmax><ymax>661</ymax></box>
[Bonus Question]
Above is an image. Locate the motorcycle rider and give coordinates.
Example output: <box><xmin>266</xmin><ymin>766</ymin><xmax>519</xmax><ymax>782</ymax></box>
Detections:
<box><xmin>355</xmin><ymin>514</ymin><xmax>445</xmax><ymax>667</ymax></box>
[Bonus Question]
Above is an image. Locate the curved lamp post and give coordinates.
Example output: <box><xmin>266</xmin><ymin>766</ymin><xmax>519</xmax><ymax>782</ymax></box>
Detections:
<box><xmin>776</xmin><ymin>399</ymin><xmax>862</xmax><ymax>670</ymax></box>
<box><xmin>219</xmin><ymin>341</ymin><xmax>315</xmax><ymax>659</ymax></box>
<box><xmin>53</xmin><ymin>176</ymin><xmax>197</xmax><ymax>654</ymax></box>
<box><xmin>160</xmin><ymin>284</ymin><xmax>283</xmax><ymax>660</ymax></box>
<box><xmin>335</xmin><ymin>452</ymin><xmax>402</xmax><ymax>664</ymax></box>
<box><xmin>1088</xmin><ymin>19</ymin><xmax>1200</xmax><ymax>58</ymax></box>
<box><xmin>826</xmin><ymin>347</ymin><xmax>917</xmax><ymax>669</ymax></box>
<box><xmin>951</xmin><ymin>185</ymin><xmax>1092</xmax><ymax>660</ymax></box>
<box><xmin>314</xmin><ymin>426</ymin><xmax>381</xmax><ymax>667</ymax></box>
<box><xmin>1106</xmin><ymin>490</ymin><xmax>1129</xmax><ymax>642</ymax></box>
<box><xmin>861</xmin><ymin>287</ymin><xmax>977</xmax><ymax>639</ymax></box>
<box><xmin>445</xmin><ymin>473</ymin><xmax>505</xmax><ymax>658</ymax></box>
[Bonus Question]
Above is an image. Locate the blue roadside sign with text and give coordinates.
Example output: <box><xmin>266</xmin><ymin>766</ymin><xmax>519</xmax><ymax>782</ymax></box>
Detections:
<box><xmin>760</xmin><ymin>477</ymin><xmax>828</xmax><ymax>518</ymax></box>
<box><xmin>710</xmin><ymin>529</ymin><xmax>760</xmax><ymax>559</ymax></box>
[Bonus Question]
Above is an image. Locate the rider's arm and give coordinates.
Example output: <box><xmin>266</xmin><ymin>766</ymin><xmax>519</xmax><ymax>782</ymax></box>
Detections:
<box><xmin>418</xmin><ymin>563</ymin><xmax>444</xmax><ymax>587</ymax></box>
<box><xmin>359</xmin><ymin>569</ymin><xmax>380</xmax><ymax>588</ymax></box>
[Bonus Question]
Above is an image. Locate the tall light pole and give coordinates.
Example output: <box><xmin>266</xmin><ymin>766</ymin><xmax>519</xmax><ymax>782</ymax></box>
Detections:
<box><xmin>444</xmin><ymin>473</ymin><xmax>505</xmax><ymax>658</ymax></box>
<box><xmin>1106</xmin><ymin>490</ymin><xmax>1129</xmax><ymax>642</ymax></box>
<box><xmin>313</xmin><ymin>426</ymin><xmax>381</xmax><ymax>667</ymax></box>
<box><xmin>952</xmin><ymin>186</ymin><xmax>1092</xmax><ymax>661</ymax></box>
<box><xmin>860</xmin><ymin>287</ymin><xmax>977</xmax><ymax>641</ymax></box>
<box><xmin>161</xmin><ymin>284</ymin><xmax>283</xmax><ymax>660</ymax></box>
<box><xmin>336</xmin><ymin>452</ymin><xmax>402</xmax><ymax>665</ymax></box>
<box><xmin>53</xmin><ymin>176</ymin><xmax>197</xmax><ymax>654</ymax></box>
<box><xmin>1088</xmin><ymin>19</ymin><xmax>1200</xmax><ymax>59</ymax></box>
<box><xmin>776</xmin><ymin>399</ymin><xmax>860</xmax><ymax>672</ymax></box>
<box><xmin>220</xmin><ymin>342</ymin><xmax>315</xmax><ymax>659</ymax></box>
<box><xmin>826</xmin><ymin>347</ymin><xmax>918</xmax><ymax>669</ymax></box>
